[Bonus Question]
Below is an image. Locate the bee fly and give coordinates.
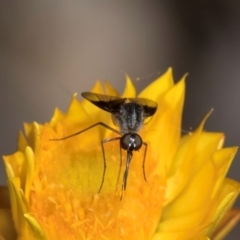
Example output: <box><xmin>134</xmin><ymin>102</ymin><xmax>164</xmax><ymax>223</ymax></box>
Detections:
<box><xmin>51</xmin><ymin>92</ymin><xmax>158</xmax><ymax>199</ymax></box>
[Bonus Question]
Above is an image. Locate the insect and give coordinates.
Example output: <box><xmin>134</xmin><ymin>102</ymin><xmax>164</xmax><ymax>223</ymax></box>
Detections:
<box><xmin>52</xmin><ymin>92</ymin><xmax>158</xmax><ymax>199</ymax></box>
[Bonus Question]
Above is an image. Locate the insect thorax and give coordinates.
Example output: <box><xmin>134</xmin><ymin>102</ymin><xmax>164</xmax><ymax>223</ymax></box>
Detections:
<box><xmin>112</xmin><ymin>102</ymin><xmax>144</xmax><ymax>134</ymax></box>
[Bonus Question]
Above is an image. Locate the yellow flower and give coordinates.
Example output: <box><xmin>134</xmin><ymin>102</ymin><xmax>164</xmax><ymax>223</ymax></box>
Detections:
<box><xmin>1</xmin><ymin>68</ymin><xmax>240</xmax><ymax>240</ymax></box>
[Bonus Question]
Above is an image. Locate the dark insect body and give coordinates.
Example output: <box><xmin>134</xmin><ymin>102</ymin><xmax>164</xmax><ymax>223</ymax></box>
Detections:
<box><xmin>51</xmin><ymin>92</ymin><xmax>158</xmax><ymax>199</ymax></box>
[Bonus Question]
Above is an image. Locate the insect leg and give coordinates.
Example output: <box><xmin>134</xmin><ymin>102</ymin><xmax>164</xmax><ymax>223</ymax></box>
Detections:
<box><xmin>142</xmin><ymin>142</ymin><xmax>148</xmax><ymax>182</ymax></box>
<box><xmin>115</xmin><ymin>142</ymin><xmax>122</xmax><ymax>191</ymax></box>
<box><xmin>99</xmin><ymin>137</ymin><xmax>121</xmax><ymax>193</ymax></box>
<box><xmin>49</xmin><ymin>122</ymin><xmax>121</xmax><ymax>141</ymax></box>
<box><xmin>50</xmin><ymin>122</ymin><xmax>121</xmax><ymax>194</ymax></box>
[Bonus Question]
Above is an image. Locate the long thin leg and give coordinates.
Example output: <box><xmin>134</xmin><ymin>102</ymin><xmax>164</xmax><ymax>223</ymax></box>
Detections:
<box><xmin>50</xmin><ymin>122</ymin><xmax>121</xmax><ymax>193</ymax></box>
<box><xmin>115</xmin><ymin>142</ymin><xmax>122</xmax><ymax>191</ymax></box>
<box><xmin>99</xmin><ymin>137</ymin><xmax>121</xmax><ymax>193</ymax></box>
<box><xmin>49</xmin><ymin>122</ymin><xmax>121</xmax><ymax>141</ymax></box>
<box><xmin>142</xmin><ymin>142</ymin><xmax>148</xmax><ymax>182</ymax></box>
<box><xmin>120</xmin><ymin>150</ymin><xmax>133</xmax><ymax>200</ymax></box>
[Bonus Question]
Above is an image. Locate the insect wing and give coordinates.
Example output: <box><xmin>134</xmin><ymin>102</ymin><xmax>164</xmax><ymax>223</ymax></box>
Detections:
<box><xmin>81</xmin><ymin>92</ymin><xmax>126</xmax><ymax>113</ymax></box>
<box><xmin>128</xmin><ymin>98</ymin><xmax>158</xmax><ymax>117</ymax></box>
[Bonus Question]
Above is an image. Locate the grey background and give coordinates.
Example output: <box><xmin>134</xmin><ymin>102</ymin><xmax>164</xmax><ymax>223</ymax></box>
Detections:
<box><xmin>0</xmin><ymin>1</ymin><xmax>239</xmax><ymax>238</ymax></box>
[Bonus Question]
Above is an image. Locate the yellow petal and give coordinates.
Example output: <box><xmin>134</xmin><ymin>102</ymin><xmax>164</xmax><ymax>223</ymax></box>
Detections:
<box><xmin>138</xmin><ymin>68</ymin><xmax>174</xmax><ymax>102</ymax></box>
<box><xmin>49</xmin><ymin>107</ymin><xmax>64</xmax><ymax>127</ymax></box>
<box><xmin>0</xmin><ymin>186</ymin><xmax>10</xmax><ymax>208</ymax></box>
<box><xmin>121</xmin><ymin>74</ymin><xmax>136</xmax><ymax>98</ymax></box>
<box><xmin>61</xmin><ymin>94</ymin><xmax>89</xmax><ymax>131</ymax></box>
<box><xmin>7</xmin><ymin>177</ymin><xmax>23</xmax><ymax>232</ymax></box>
<box><xmin>9</xmin><ymin>177</ymin><xmax>44</xmax><ymax>240</ymax></box>
<box><xmin>23</xmin><ymin>122</ymin><xmax>35</xmax><ymax>149</ymax></box>
<box><xmin>23</xmin><ymin>122</ymin><xmax>42</xmax><ymax>152</ymax></box>
<box><xmin>164</xmin><ymin>110</ymin><xmax>217</xmax><ymax>205</ymax></box>
<box><xmin>80</xmin><ymin>81</ymin><xmax>111</xmax><ymax>138</ymax></box>
<box><xmin>210</xmin><ymin>147</ymin><xmax>238</xmax><ymax>199</ymax></box>
<box><xmin>3</xmin><ymin>152</ymin><xmax>26</xmax><ymax>186</ymax></box>
<box><xmin>178</xmin><ymin>132</ymin><xmax>224</xmax><ymax>175</ymax></box>
<box><xmin>0</xmin><ymin>209</ymin><xmax>17</xmax><ymax>240</ymax></box>
<box><xmin>81</xmin><ymin>80</ymin><xmax>105</xmax><ymax>117</ymax></box>
<box><xmin>104</xmin><ymin>81</ymin><xmax>120</xmax><ymax>96</ymax></box>
<box><xmin>33</xmin><ymin>122</ymin><xmax>41</xmax><ymax>151</ymax></box>
<box><xmin>17</xmin><ymin>131</ymin><xmax>28</xmax><ymax>152</ymax></box>
<box><xmin>102</xmin><ymin>81</ymin><xmax>121</xmax><ymax>137</ymax></box>
<box><xmin>152</xmin><ymin>225</ymin><xmax>205</xmax><ymax>240</ymax></box>
<box><xmin>160</xmin><ymin>160</ymin><xmax>216</xmax><ymax>230</ymax></box>
<box><xmin>144</xmin><ymin>76</ymin><xmax>185</xmax><ymax>177</ymax></box>
<box><xmin>160</xmin><ymin>145</ymin><xmax>239</xmax><ymax>235</ymax></box>
<box><xmin>206</xmin><ymin>178</ymin><xmax>240</xmax><ymax>237</ymax></box>
<box><xmin>212</xmin><ymin>208</ymin><xmax>240</xmax><ymax>240</ymax></box>
<box><xmin>24</xmin><ymin>146</ymin><xmax>35</xmax><ymax>201</ymax></box>
<box><xmin>24</xmin><ymin>214</ymin><xmax>46</xmax><ymax>240</ymax></box>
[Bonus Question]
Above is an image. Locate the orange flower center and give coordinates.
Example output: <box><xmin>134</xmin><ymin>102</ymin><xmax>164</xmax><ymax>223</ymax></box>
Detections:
<box><xmin>28</xmin><ymin>123</ymin><xmax>165</xmax><ymax>239</ymax></box>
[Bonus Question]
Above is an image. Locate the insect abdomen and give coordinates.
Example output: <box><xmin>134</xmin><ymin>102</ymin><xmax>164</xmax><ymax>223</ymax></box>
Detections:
<box><xmin>113</xmin><ymin>102</ymin><xmax>144</xmax><ymax>134</ymax></box>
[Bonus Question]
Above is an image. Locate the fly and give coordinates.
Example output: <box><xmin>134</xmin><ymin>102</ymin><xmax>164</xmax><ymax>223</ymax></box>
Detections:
<box><xmin>51</xmin><ymin>92</ymin><xmax>158</xmax><ymax>199</ymax></box>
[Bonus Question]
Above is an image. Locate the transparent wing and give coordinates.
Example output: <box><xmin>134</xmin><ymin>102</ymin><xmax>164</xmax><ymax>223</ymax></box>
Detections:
<box><xmin>81</xmin><ymin>92</ymin><xmax>126</xmax><ymax>113</ymax></box>
<box><xmin>128</xmin><ymin>98</ymin><xmax>158</xmax><ymax>117</ymax></box>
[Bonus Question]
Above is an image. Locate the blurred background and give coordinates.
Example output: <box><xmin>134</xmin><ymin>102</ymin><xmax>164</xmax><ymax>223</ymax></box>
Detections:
<box><xmin>0</xmin><ymin>1</ymin><xmax>239</xmax><ymax>238</ymax></box>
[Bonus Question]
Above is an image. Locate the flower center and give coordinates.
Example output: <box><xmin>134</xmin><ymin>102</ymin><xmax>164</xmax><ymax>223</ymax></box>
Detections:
<box><xmin>29</xmin><ymin>125</ymin><xmax>165</xmax><ymax>240</ymax></box>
